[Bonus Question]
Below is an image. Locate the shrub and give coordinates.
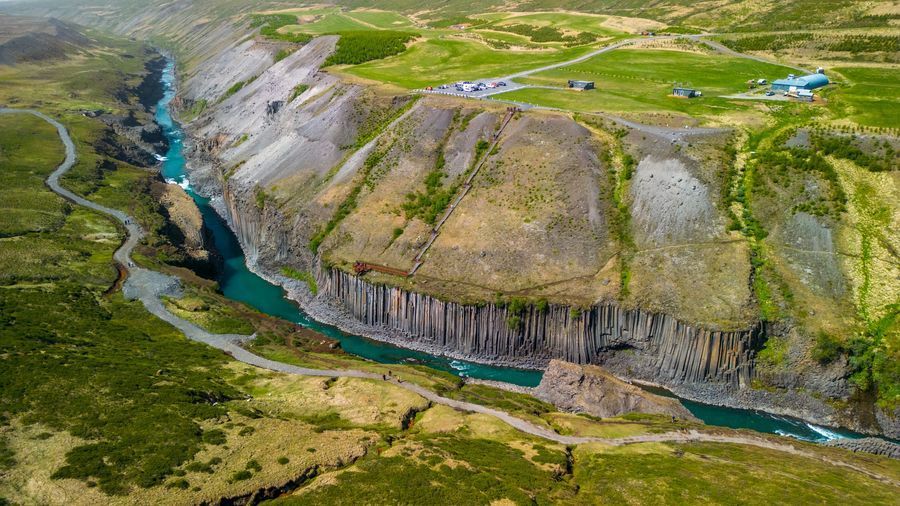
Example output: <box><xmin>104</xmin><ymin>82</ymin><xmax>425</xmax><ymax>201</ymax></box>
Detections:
<box><xmin>274</xmin><ymin>48</ymin><xmax>294</xmax><ymax>62</ymax></box>
<box><xmin>277</xmin><ymin>456</ymin><xmax>290</xmax><ymax>465</ymax></box>
<box><xmin>166</xmin><ymin>478</ymin><xmax>190</xmax><ymax>490</ymax></box>
<box><xmin>230</xmin><ymin>470</ymin><xmax>252</xmax><ymax>482</ymax></box>
<box><xmin>427</xmin><ymin>16</ymin><xmax>487</xmax><ymax>28</ymax></box>
<box><xmin>289</xmin><ymin>83</ymin><xmax>309</xmax><ymax>102</ymax></box>
<box><xmin>491</xmin><ymin>24</ymin><xmax>595</xmax><ymax>46</ymax></box>
<box><xmin>223</xmin><ymin>79</ymin><xmax>248</xmax><ymax>100</ymax></box>
<box><xmin>812</xmin><ymin>332</ymin><xmax>843</xmax><ymax>364</ymax></box>
<box><xmin>201</xmin><ymin>429</ymin><xmax>227</xmax><ymax>445</ymax></box>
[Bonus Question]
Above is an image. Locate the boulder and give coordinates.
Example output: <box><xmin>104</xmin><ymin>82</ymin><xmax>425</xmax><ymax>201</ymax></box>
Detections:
<box><xmin>533</xmin><ymin>360</ymin><xmax>698</xmax><ymax>421</ymax></box>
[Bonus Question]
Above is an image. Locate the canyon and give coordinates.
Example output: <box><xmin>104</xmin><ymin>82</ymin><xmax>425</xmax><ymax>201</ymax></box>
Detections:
<box><xmin>162</xmin><ymin>28</ymin><xmax>892</xmax><ymax>437</ymax></box>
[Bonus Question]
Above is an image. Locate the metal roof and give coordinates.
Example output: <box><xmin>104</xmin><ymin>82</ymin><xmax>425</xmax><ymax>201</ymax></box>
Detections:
<box><xmin>772</xmin><ymin>74</ymin><xmax>830</xmax><ymax>88</ymax></box>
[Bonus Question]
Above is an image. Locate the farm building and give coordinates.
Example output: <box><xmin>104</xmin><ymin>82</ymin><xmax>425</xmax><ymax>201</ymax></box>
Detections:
<box><xmin>672</xmin><ymin>87</ymin><xmax>700</xmax><ymax>98</ymax></box>
<box><xmin>771</xmin><ymin>73</ymin><xmax>829</xmax><ymax>92</ymax></box>
<box><xmin>568</xmin><ymin>80</ymin><xmax>595</xmax><ymax>90</ymax></box>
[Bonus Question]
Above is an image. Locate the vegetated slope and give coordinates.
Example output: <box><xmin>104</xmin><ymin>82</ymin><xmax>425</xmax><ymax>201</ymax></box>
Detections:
<box><xmin>11</xmin><ymin>0</ymin><xmax>897</xmax><ymax>437</ymax></box>
<box><xmin>0</xmin><ymin>14</ymin><xmax>90</xmax><ymax>65</ymax></box>
<box><xmin>4</xmin><ymin>54</ymin><xmax>893</xmax><ymax>506</ymax></box>
<box><xmin>4</xmin><ymin>0</ymin><xmax>897</xmax><ymax>36</ymax></box>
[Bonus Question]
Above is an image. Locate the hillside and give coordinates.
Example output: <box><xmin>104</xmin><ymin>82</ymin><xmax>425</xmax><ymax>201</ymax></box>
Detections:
<box><xmin>0</xmin><ymin>4</ymin><xmax>898</xmax><ymax>505</ymax></box>
<box><xmin>0</xmin><ymin>14</ymin><xmax>90</xmax><ymax>65</ymax></box>
<box><xmin>4</xmin><ymin>0</ymin><xmax>897</xmax><ymax>432</ymax></box>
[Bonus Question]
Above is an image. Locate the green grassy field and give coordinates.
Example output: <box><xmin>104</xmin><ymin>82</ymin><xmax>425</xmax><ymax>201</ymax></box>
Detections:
<box><xmin>344</xmin><ymin>37</ymin><xmax>597</xmax><ymax>88</ymax></box>
<box><xmin>280</xmin><ymin>12</ymin><xmax>374</xmax><ymax>34</ymax></box>
<box><xmin>344</xmin><ymin>9</ymin><xmax>415</xmax><ymax>29</ymax></box>
<box><xmin>828</xmin><ymin>66</ymin><xmax>900</xmax><ymax>129</ymax></box>
<box><xmin>501</xmin><ymin>48</ymin><xmax>798</xmax><ymax>117</ymax></box>
<box><xmin>480</xmin><ymin>11</ymin><xmax>622</xmax><ymax>36</ymax></box>
<box><xmin>0</xmin><ymin>116</ymin><xmax>68</xmax><ymax>237</ymax></box>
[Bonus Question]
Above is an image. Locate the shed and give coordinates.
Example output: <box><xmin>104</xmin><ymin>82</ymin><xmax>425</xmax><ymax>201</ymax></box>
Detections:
<box><xmin>673</xmin><ymin>87</ymin><xmax>700</xmax><ymax>98</ymax></box>
<box><xmin>771</xmin><ymin>73</ymin><xmax>829</xmax><ymax>92</ymax></box>
<box><xmin>568</xmin><ymin>80</ymin><xmax>595</xmax><ymax>90</ymax></box>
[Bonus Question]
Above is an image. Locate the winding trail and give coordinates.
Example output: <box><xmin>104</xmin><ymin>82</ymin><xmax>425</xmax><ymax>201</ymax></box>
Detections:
<box><xmin>4</xmin><ymin>107</ymin><xmax>897</xmax><ymax>488</ymax></box>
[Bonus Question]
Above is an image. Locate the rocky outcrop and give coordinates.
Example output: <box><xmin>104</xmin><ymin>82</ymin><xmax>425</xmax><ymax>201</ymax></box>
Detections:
<box><xmin>319</xmin><ymin>267</ymin><xmax>762</xmax><ymax>387</ymax></box>
<box><xmin>824</xmin><ymin>437</ymin><xmax>900</xmax><ymax>460</ymax></box>
<box><xmin>154</xmin><ymin>181</ymin><xmax>212</xmax><ymax>264</ymax></box>
<box><xmin>534</xmin><ymin>360</ymin><xmax>697</xmax><ymax>420</ymax></box>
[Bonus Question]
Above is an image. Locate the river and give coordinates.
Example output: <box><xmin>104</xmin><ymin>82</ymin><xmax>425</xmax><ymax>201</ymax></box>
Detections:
<box><xmin>152</xmin><ymin>59</ymin><xmax>862</xmax><ymax>443</ymax></box>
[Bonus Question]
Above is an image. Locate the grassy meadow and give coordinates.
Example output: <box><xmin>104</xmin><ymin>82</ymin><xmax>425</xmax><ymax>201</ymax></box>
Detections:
<box><xmin>827</xmin><ymin>66</ymin><xmax>900</xmax><ymax>129</ymax></box>
<box><xmin>502</xmin><ymin>47</ymin><xmax>798</xmax><ymax>118</ymax></box>
<box><xmin>345</xmin><ymin>38</ymin><xmax>598</xmax><ymax>88</ymax></box>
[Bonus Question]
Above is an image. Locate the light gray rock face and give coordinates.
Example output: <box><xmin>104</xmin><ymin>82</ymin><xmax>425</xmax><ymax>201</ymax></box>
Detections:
<box><xmin>533</xmin><ymin>360</ymin><xmax>698</xmax><ymax>420</ymax></box>
<box><xmin>182</xmin><ymin>38</ymin><xmax>277</xmax><ymax>103</ymax></box>
<box><xmin>629</xmin><ymin>156</ymin><xmax>721</xmax><ymax>247</ymax></box>
<box><xmin>775</xmin><ymin>211</ymin><xmax>845</xmax><ymax>298</ymax></box>
<box><xmin>824</xmin><ymin>437</ymin><xmax>900</xmax><ymax>460</ymax></box>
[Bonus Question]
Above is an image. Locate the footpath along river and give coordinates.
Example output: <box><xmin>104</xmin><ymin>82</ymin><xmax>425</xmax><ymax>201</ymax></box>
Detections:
<box><xmin>153</xmin><ymin>58</ymin><xmax>862</xmax><ymax>443</ymax></box>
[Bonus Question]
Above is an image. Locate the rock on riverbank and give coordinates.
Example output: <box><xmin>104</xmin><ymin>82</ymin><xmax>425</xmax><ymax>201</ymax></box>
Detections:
<box><xmin>534</xmin><ymin>360</ymin><xmax>697</xmax><ymax>421</ymax></box>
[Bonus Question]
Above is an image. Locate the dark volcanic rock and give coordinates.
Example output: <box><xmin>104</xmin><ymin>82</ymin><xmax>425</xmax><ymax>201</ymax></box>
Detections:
<box><xmin>824</xmin><ymin>437</ymin><xmax>900</xmax><ymax>460</ymax></box>
<box><xmin>533</xmin><ymin>360</ymin><xmax>698</xmax><ymax>420</ymax></box>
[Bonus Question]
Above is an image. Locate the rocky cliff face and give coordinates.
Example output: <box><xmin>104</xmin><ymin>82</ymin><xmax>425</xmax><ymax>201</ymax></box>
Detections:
<box><xmin>318</xmin><ymin>266</ymin><xmax>761</xmax><ymax>388</ymax></box>
<box><xmin>148</xmin><ymin>27</ymin><xmax>892</xmax><ymax>436</ymax></box>
<box><xmin>533</xmin><ymin>360</ymin><xmax>697</xmax><ymax>420</ymax></box>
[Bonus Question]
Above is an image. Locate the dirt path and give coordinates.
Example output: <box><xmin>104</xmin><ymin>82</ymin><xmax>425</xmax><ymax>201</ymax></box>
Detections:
<box><xmin>6</xmin><ymin>107</ymin><xmax>897</xmax><ymax>488</ymax></box>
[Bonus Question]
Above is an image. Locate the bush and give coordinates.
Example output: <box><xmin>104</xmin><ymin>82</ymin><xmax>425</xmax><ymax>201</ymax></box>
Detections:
<box><xmin>289</xmin><ymin>83</ymin><xmax>309</xmax><ymax>102</ymax></box>
<box><xmin>811</xmin><ymin>332</ymin><xmax>842</xmax><ymax>364</ymax></box>
<box><xmin>491</xmin><ymin>24</ymin><xmax>595</xmax><ymax>46</ymax></box>
<box><xmin>166</xmin><ymin>478</ymin><xmax>190</xmax><ymax>490</ymax></box>
<box><xmin>427</xmin><ymin>16</ymin><xmax>487</xmax><ymax>28</ymax></box>
<box><xmin>201</xmin><ymin>429</ymin><xmax>227</xmax><ymax>445</ymax></box>
<box><xmin>230</xmin><ymin>470</ymin><xmax>252</xmax><ymax>482</ymax></box>
<box><xmin>275</xmin><ymin>48</ymin><xmax>294</xmax><ymax>62</ymax></box>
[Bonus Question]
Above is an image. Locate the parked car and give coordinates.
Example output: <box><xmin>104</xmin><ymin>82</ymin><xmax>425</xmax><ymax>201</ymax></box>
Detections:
<box><xmin>497</xmin><ymin>81</ymin><xmax>507</xmax><ymax>87</ymax></box>
<box><xmin>765</xmin><ymin>91</ymin><xmax>775</xmax><ymax>96</ymax></box>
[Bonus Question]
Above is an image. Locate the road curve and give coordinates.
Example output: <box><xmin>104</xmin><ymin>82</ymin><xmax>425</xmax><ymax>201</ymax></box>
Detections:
<box><xmin>4</xmin><ymin>108</ymin><xmax>897</xmax><ymax>488</ymax></box>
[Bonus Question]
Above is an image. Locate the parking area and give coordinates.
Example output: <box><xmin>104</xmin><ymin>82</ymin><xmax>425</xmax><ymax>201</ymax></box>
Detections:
<box><xmin>420</xmin><ymin>78</ymin><xmax>529</xmax><ymax>98</ymax></box>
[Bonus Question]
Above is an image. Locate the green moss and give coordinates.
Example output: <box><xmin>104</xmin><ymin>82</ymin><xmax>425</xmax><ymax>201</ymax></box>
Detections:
<box><xmin>757</xmin><ymin>336</ymin><xmax>789</xmax><ymax>369</ymax></box>
<box><xmin>281</xmin><ymin>267</ymin><xmax>319</xmax><ymax>296</ymax></box>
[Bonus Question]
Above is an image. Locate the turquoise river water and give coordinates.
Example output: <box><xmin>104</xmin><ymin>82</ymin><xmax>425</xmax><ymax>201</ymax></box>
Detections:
<box><xmin>153</xmin><ymin>59</ymin><xmax>863</xmax><ymax>443</ymax></box>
